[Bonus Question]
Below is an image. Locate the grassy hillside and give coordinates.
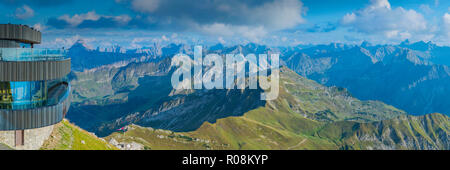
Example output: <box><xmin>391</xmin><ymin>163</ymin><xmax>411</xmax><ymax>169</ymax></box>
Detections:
<box><xmin>41</xmin><ymin>119</ymin><xmax>117</xmax><ymax>150</ymax></box>
<box><xmin>105</xmin><ymin>67</ymin><xmax>448</xmax><ymax>150</ymax></box>
<box><xmin>96</xmin><ymin>66</ymin><xmax>405</xmax><ymax>137</ymax></box>
<box><xmin>106</xmin><ymin>112</ymin><xmax>448</xmax><ymax>150</ymax></box>
<box><xmin>0</xmin><ymin>143</ymin><xmax>13</xmax><ymax>150</ymax></box>
<box><xmin>317</xmin><ymin>113</ymin><xmax>449</xmax><ymax>150</ymax></box>
<box><xmin>278</xmin><ymin>66</ymin><xmax>405</xmax><ymax>122</ymax></box>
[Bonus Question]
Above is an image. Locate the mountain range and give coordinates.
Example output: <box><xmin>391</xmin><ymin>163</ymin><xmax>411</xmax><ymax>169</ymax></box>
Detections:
<box><xmin>69</xmin><ymin>40</ymin><xmax>450</xmax><ymax>116</ymax></box>
<box><xmin>282</xmin><ymin>41</ymin><xmax>450</xmax><ymax>116</ymax></box>
<box><xmin>64</xmin><ymin>40</ymin><xmax>450</xmax><ymax>149</ymax></box>
<box><xmin>104</xmin><ymin>67</ymin><xmax>448</xmax><ymax>150</ymax></box>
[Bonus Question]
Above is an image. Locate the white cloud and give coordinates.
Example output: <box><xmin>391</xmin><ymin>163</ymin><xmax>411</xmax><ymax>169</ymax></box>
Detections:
<box><xmin>368</xmin><ymin>0</ymin><xmax>391</xmax><ymax>10</ymax></box>
<box><xmin>218</xmin><ymin>37</ymin><xmax>226</xmax><ymax>44</ymax></box>
<box><xmin>161</xmin><ymin>35</ymin><xmax>169</xmax><ymax>41</ymax></box>
<box><xmin>342</xmin><ymin>13</ymin><xmax>356</xmax><ymax>24</ymax></box>
<box><xmin>245</xmin><ymin>0</ymin><xmax>305</xmax><ymax>30</ymax></box>
<box><xmin>170</xmin><ymin>33</ymin><xmax>178</xmax><ymax>39</ymax></box>
<box><xmin>124</xmin><ymin>0</ymin><xmax>305</xmax><ymax>40</ymax></box>
<box><xmin>200</xmin><ymin>23</ymin><xmax>267</xmax><ymax>42</ymax></box>
<box><xmin>341</xmin><ymin>0</ymin><xmax>427</xmax><ymax>39</ymax></box>
<box><xmin>58</xmin><ymin>11</ymin><xmax>100</xmax><ymax>27</ymax></box>
<box><xmin>419</xmin><ymin>4</ymin><xmax>433</xmax><ymax>14</ymax></box>
<box><xmin>126</xmin><ymin>0</ymin><xmax>304</xmax><ymax>31</ymax></box>
<box><xmin>201</xmin><ymin>23</ymin><xmax>235</xmax><ymax>37</ymax></box>
<box><xmin>32</xmin><ymin>23</ymin><xmax>46</xmax><ymax>31</ymax></box>
<box><xmin>55</xmin><ymin>11</ymin><xmax>131</xmax><ymax>28</ymax></box>
<box><xmin>114</xmin><ymin>15</ymin><xmax>132</xmax><ymax>25</ymax></box>
<box><xmin>40</xmin><ymin>35</ymin><xmax>96</xmax><ymax>49</ymax></box>
<box><xmin>15</xmin><ymin>5</ymin><xmax>34</xmax><ymax>19</ymax></box>
<box><xmin>132</xmin><ymin>0</ymin><xmax>160</xmax><ymax>13</ymax></box>
<box><xmin>130</xmin><ymin>37</ymin><xmax>147</xmax><ymax>49</ymax></box>
<box><xmin>442</xmin><ymin>13</ymin><xmax>450</xmax><ymax>37</ymax></box>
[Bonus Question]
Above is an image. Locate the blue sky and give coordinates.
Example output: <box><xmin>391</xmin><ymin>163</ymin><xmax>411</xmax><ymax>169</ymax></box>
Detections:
<box><xmin>1</xmin><ymin>0</ymin><xmax>449</xmax><ymax>49</ymax></box>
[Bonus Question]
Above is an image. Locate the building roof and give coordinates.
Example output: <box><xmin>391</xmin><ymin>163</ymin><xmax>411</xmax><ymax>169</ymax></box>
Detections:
<box><xmin>0</xmin><ymin>24</ymin><xmax>41</xmax><ymax>44</ymax></box>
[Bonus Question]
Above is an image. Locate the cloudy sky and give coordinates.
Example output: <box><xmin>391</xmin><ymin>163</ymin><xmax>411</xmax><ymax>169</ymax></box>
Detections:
<box><xmin>1</xmin><ymin>0</ymin><xmax>449</xmax><ymax>48</ymax></box>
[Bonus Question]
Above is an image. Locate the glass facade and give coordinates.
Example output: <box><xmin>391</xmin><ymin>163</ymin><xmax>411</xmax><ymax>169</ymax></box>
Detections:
<box><xmin>0</xmin><ymin>77</ymin><xmax>70</xmax><ymax>110</ymax></box>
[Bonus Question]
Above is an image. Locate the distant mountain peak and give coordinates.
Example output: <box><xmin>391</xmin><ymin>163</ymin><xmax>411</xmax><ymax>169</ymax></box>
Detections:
<box><xmin>70</xmin><ymin>39</ymin><xmax>93</xmax><ymax>51</ymax></box>
<box><xmin>209</xmin><ymin>43</ymin><xmax>224</xmax><ymax>51</ymax></box>
<box><xmin>327</xmin><ymin>42</ymin><xmax>351</xmax><ymax>50</ymax></box>
<box><xmin>361</xmin><ymin>40</ymin><xmax>372</xmax><ymax>47</ymax></box>
<box><xmin>400</xmin><ymin>39</ymin><xmax>411</xmax><ymax>46</ymax></box>
<box><xmin>245</xmin><ymin>42</ymin><xmax>259</xmax><ymax>47</ymax></box>
<box><xmin>400</xmin><ymin>40</ymin><xmax>436</xmax><ymax>51</ymax></box>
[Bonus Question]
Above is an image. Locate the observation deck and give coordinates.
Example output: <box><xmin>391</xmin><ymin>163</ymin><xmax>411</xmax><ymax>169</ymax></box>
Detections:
<box><xmin>0</xmin><ymin>24</ymin><xmax>71</xmax><ymax>131</ymax></box>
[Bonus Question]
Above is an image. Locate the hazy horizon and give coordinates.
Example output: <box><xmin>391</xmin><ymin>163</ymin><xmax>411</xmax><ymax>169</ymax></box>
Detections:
<box><xmin>1</xmin><ymin>0</ymin><xmax>449</xmax><ymax>49</ymax></box>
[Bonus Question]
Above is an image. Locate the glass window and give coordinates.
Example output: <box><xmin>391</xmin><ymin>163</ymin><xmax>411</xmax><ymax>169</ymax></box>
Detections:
<box><xmin>0</xmin><ymin>77</ymin><xmax>69</xmax><ymax>110</ymax></box>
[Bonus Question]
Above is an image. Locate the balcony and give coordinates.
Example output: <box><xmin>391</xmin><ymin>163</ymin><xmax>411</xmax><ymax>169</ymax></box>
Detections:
<box><xmin>0</xmin><ymin>48</ymin><xmax>68</xmax><ymax>61</ymax></box>
<box><xmin>0</xmin><ymin>48</ymin><xmax>71</xmax><ymax>82</ymax></box>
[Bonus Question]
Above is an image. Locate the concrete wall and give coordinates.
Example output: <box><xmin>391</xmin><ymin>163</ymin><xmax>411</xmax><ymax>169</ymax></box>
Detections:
<box><xmin>0</xmin><ymin>130</ymin><xmax>14</xmax><ymax>147</ymax></box>
<box><xmin>0</xmin><ymin>124</ymin><xmax>54</xmax><ymax>150</ymax></box>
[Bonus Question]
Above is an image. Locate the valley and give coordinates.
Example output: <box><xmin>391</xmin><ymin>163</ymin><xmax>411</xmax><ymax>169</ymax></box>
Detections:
<box><xmin>104</xmin><ymin>67</ymin><xmax>449</xmax><ymax>150</ymax></box>
<box><xmin>64</xmin><ymin>40</ymin><xmax>450</xmax><ymax>150</ymax></box>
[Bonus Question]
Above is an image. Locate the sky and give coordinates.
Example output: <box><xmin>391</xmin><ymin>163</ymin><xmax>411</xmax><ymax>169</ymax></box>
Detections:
<box><xmin>0</xmin><ymin>0</ymin><xmax>449</xmax><ymax>49</ymax></box>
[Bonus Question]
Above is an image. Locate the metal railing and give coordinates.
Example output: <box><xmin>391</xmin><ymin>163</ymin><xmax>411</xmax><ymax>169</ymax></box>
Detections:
<box><xmin>0</xmin><ymin>48</ymin><xmax>67</xmax><ymax>61</ymax></box>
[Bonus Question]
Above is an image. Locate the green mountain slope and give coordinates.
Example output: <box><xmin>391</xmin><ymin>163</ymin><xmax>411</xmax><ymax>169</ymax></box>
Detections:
<box><xmin>41</xmin><ymin>119</ymin><xmax>117</xmax><ymax>150</ymax></box>
<box><xmin>95</xmin><ymin>66</ymin><xmax>404</xmax><ymax>136</ymax></box>
<box><xmin>68</xmin><ymin>59</ymin><xmax>174</xmax><ymax>135</ymax></box>
<box><xmin>317</xmin><ymin>113</ymin><xmax>449</xmax><ymax>150</ymax></box>
<box><xmin>106</xmin><ymin>112</ymin><xmax>448</xmax><ymax>150</ymax></box>
<box><xmin>104</xmin><ymin>67</ymin><xmax>448</xmax><ymax>150</ymax></box>
<box><xmin>0</xmin><ymin>142</ymin><xmax>13</xmax><ymax>150</ymax></box>
<box><xmin>275</xmin><ymin>67</ymin><xmax>405</xmax><ymax>122</ymax></box>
